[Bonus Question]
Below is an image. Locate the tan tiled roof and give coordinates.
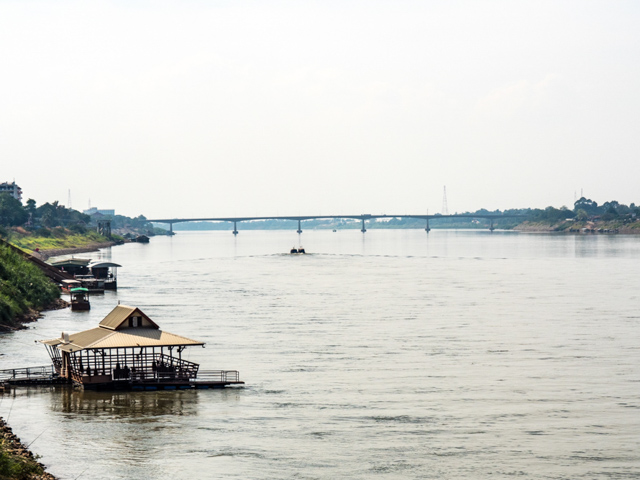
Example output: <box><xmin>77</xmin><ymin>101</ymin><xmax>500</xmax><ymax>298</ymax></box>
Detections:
<box><xmin>40</xmin><ymin>305</ymin><xmax>203</xmax><ymax>352</ymax></box>
<box><xmin>99</xmin><ymin>305</ymin><xmax>158</xmax><ymax>330</ymax></box>
<box><xmin>42</xmin><ymin>327</ymin><xmax>203</xmax><ymax>352</ymax></box>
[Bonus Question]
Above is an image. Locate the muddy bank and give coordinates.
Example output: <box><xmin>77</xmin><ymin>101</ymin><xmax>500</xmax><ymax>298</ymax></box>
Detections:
<box><xmin>0</xmin><ymin>299</ymin><xmax>69</xmax><ymax>333</ymax></box>
<box><xmin>514</xmin><ymin>220</ymin><xmax>640</xmax><ymax>234</ymax></box>
<box><xmin>0</xmin><ymin>417</ymin><xmax>56</xmax><ymax>479</ymax></box>
<box><xmin>31</xmin><ymin>241</ymin><xmax>118</xmax><ymax>261</ymax></box>
<box><xmin>16</xmin><ymin>299</ymin><xmax>69</xmax><ymax>326</ymax></box>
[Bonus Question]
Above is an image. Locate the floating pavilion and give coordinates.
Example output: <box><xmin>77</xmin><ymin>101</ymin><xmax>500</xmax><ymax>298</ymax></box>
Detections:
<box><xmin>39</xmin><ymin>305</ymin><xmax>242</xmax><ymax>390</ymax></box>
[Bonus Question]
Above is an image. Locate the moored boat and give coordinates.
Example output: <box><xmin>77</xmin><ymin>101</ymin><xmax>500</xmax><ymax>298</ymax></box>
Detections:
<box><xmin>69</xmin><ymin>287</ymin><xmax>90</xmax><ymax>311</ymax></box>
<box><xmin>89</xmin><ymin>261</ymin><xmax>121</xmax><ymax>290</ymax></box>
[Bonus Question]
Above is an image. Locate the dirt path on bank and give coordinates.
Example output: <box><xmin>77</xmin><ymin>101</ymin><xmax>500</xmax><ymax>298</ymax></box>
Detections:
<box><xmin>30</xmin><ymin>241</ymin><xmax>118</xmax><ymax>261</ymax></box>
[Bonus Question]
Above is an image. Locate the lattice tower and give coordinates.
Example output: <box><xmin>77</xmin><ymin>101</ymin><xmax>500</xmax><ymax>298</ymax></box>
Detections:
<box><xmin>442</xmin><ymin>186</ymin><xmax>449</xmax><ymax>215</ymax></box>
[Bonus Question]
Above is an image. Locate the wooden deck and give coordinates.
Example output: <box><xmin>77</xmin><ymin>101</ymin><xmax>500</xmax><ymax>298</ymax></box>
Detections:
<box><xmin>0</xmin><ymin>365</ymin><xmax>243</xmax><ymax>391</ymax></box>
<box><xmin>0</xmin><ymin>365</ymin><xmax>67</xmax><ymax>387</ymax></box>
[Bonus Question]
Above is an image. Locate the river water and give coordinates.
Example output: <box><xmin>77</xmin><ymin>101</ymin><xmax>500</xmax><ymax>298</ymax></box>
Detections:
<box><xmin>1</xmin><ymin>229</ymin><xmax>639</xmax><ymax>479</ymax></box>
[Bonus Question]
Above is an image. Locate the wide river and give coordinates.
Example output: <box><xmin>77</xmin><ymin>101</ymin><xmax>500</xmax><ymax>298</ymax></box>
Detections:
<box><xmin>1</xmin><ymin>229</ymin><xmax>639</xmax><ymax>479</ymax></box>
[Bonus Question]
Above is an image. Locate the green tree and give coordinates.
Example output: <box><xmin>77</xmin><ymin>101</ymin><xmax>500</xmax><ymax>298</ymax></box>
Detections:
<box><xmin>0</xmin><ymin>193</ymin><xmax>28</xmax><ymax>226</ymax></box>
<box><xmin>574</xmin><ymin>197</ymin><xmax>598</xmax><ymax>215</ymax></box>
<box><xmin>576</xmin><ymin>209</ymin><xmax>588</xmax><ymax>221</ymax></box>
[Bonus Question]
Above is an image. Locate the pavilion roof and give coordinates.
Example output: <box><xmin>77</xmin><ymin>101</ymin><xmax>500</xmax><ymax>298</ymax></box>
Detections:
<box><xmin>99</xmin><ymin>305</ymin><xmax>159</xmax><ymax>330</ymax></box>
<box><xmin>40</xmin><ymin>305</ymin><xmax>203</xmax><ymax>352</ymax></box>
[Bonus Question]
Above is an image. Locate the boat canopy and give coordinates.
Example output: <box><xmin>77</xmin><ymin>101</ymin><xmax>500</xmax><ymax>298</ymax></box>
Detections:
<box><xmin>88</xmin><ymin>261</ymin><xmax>122</xmax><ymax>269</ymax></box>
<box><xmin>70</xmin><ymin>287</ymin><xmax>89</xmax><ymax>293</ymax></box>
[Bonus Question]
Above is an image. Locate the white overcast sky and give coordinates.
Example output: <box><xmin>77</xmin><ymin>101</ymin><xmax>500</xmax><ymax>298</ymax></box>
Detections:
<box><xmin>1</xmin><ymin>1</ymin><xmax>639</xmax><ymax>218</ymax></box>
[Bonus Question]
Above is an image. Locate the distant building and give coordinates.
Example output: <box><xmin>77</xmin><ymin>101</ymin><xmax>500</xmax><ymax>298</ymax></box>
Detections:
<box><xmin>0</xmin><ymin>181</ymin><xmax>22</xmax><ymax>201</ymax></box>
<box><xmin>83</xmin><ymin>207</ymin><xmax>115</xmax><ymax>217</ymax></box>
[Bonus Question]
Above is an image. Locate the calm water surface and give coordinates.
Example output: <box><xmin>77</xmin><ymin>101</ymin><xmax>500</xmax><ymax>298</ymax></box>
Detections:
<box><xmin>1</xmin><ymin>230</ymin><xmax>639</xmax><ymax>479</ymax></box>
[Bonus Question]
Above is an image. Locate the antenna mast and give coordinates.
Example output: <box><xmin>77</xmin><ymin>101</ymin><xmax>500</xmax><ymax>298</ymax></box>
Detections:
<box><xmin>442</xmin><ymin>186</ymin><xmax>449</xmax><ymax>215</ymax></box>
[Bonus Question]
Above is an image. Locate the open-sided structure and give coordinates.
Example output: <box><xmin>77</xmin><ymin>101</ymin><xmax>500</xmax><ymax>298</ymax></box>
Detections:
<box><xmin>40</xmin><ymin>305</ymin><xmax>242</xmax><ymax>390</ymax></box>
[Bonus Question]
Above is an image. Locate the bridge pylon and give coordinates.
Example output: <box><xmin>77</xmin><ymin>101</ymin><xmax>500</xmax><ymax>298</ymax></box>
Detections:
<box><xmin>425</xmin><ymin>218</ymin><xmax>430</xmax><ymax>233</ymax></box>
<box><xmin>232</xmin><ymin>221</ymin><xmax>238</xmax><ymax>235</ymax></box>
<box><xmin>297</xmin><ymin>220</ymin><xmax>302</xmax><ymax>234</ymax></box>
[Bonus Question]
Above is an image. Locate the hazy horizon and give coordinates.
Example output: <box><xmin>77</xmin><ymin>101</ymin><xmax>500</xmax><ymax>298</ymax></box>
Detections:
<box><xmin>2</xmin><ymin>1</ymin><xmax>639</xmax><ymax>218</ymax></box>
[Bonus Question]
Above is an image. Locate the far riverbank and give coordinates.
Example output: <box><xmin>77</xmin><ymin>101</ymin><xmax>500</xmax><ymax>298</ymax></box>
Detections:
<box><xmin>515</xmin><ymin>219</ymin><xmax>640</xmax><ymax>234</ymax></box>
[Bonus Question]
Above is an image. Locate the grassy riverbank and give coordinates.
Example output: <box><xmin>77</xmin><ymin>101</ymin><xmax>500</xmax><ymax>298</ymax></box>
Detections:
<box><xmin>4</xmin><ymin>227</ymin><xmax>119</xmax><ymax>254</ymax></box>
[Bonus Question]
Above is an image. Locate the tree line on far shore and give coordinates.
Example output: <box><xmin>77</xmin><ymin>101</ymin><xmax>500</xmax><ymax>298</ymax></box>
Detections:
<box><xmin>0</xmin><ymin>193</ymin><xmax>158</xmax><ymax>238</ymax></box>
<box><xmin>3</xmin><ymin>192</ymin><xmax>639</xmax><ymax>234</ymax></box>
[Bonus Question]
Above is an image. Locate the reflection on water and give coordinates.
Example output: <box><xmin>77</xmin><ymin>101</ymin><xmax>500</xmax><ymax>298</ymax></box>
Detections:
<box><xmin>52</xmin><ymin>388</ymin><xmax>197</xmax><ymax>419</ymax></box>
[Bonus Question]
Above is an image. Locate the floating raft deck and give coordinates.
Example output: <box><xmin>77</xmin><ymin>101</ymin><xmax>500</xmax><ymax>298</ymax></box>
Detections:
<box><xmin>34</xmin><ymin>305</ymin><xmax>244</xmax><ymax>391</ymax></box>
<box><xmin>0</xmin><ymin>366</ymin><xmax>243</xmax><ymax>391</ymax></box>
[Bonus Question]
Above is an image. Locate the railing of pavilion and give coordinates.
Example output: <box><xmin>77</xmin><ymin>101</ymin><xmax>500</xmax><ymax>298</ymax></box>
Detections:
<box><xmin>67</xmin><ymin>348</ymin><xmax>200</xmax><ymax>384</ymax></box>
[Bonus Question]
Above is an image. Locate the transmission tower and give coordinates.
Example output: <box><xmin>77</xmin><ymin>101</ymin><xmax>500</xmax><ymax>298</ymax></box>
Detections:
<box><xmin>67</xmin><ymin>189</ymin><xmax>72</xmax><ymax>209</ymax></box>
<box><xmin>442</xmin><ymin>186</ymin><xmax>449</xmax><ymax>215</ymax></box>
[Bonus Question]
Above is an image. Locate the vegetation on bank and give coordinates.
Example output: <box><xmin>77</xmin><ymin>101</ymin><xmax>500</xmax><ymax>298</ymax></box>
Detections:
<box><xmin>513</xmin><ymin>198</ymin><xmax>640</xmax><ymax>232</ymax></box>
<box><xmin>3</xmin><ymin>226</ymin><xmax>118</xmax><ymax>254</ymax></box>
<box><xmin>0</xmin><ymin>193</ymin><xmax>167</xmax><ymax>246</ymax></box>
<box><xmin>0</xmin><ymin>243</ymin><xmax>60</xmax><ymax>331</ymax></box>
<box><xmin>1</xmin><ymin>418</ymin><xmax>51</xmax><ymax>480</ymax></box>
<box><xmin>0</xmin><ymin>445</ymin><xmax>46</xmax><ymax>480</ymax></box>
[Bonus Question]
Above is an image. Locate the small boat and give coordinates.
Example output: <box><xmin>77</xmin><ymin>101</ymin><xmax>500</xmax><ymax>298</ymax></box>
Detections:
<box><xmin>290</xmin><ymin>246</ymin><xmax>306</xmax><ymax>254</ymax></box>
<box><xmin>70</xmin><ymin>287</ymin><xmax>90</xmax><ymax>311</ymax></box>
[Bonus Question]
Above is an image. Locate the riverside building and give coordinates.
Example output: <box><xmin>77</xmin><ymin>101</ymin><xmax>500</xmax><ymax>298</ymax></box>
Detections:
<box><xmin>0</xmin><ymin>181</ymin><xmax>22</xmax><ymax>201</ymax></box>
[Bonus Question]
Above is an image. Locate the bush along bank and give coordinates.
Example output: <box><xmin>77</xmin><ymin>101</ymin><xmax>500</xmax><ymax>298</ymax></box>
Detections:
<box><xmin>0</xmin><ymin>243</ymin><xmax>60</xmax><ymax>331</ymax></box>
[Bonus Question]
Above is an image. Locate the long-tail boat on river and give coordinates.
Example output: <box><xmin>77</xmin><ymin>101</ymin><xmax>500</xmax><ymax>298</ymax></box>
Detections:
<box><xmin>37</xmin><ymin>305</ymin><xmax>243</xmax><ymax>391</ymax></box>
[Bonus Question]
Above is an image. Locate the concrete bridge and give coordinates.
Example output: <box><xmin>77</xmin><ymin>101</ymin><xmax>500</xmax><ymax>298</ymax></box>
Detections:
<box><xmin>148</xmin><ymin>214</ymin><xmax>527</xmax><ymax>235</ymax></box>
